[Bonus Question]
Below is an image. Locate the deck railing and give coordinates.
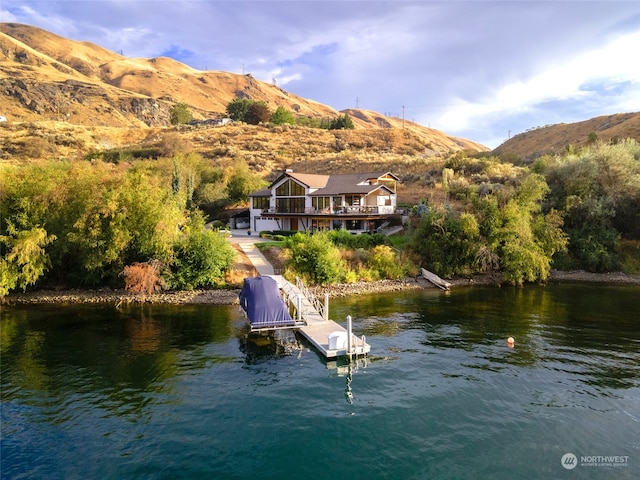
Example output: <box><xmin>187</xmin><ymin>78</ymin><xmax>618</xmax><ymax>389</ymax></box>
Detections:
<box><xmin>295</xmin><ymin>276</ymin><xmax>327</xmax><ymax>320</ymax></box>
<box><xmin>267</xmin><ymin>206</ymin><xmax>396</xmax><ymax>215</ymax></box>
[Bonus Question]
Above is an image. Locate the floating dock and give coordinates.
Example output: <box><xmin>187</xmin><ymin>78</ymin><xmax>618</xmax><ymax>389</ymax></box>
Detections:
<box><xmin>421</xmin><ymin>268</ymin><xmax>452</xmax><ymax>290</ymax></box>
<box><xmin>272</xmin><ymin>275</ymin><xmax>370</xmax><ymax>359</ymax></box>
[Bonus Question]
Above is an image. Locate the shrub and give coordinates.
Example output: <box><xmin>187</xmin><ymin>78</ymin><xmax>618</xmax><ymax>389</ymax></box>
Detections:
<box><xmin>270</xmin><ymin>106</ymin><xmax>295</xmax><ymax>125</ymax></box>
<box><xmin>285</xmin><ymin>232</ymin><xmax>344</xmax><ymax>285</ymax></box>
<box><xmin>169</xmin><ymin>226</ymin><xmax>236</xmax><ymax>290</ymax></box>
<box><xmin>121</xmin><ymin>260</ymin><xmax>166</xmax><ymax>294</ymax></box>
<box><xmin>158</xmin><ymin>132</ymin><xmax>192</xmax><ymax>156</ymax></box>
<box><xmin>328</xmin><ymin>114</ymin><xmax>354</xmax><ymax>130</ymax></box>
<box><xmin>245</xmin><ymin>102</ymin><xmax>271</xmax><ymax>125</ymax></box>
<box><xmin>170</xmin><ymin>103</ymin><xmax>193</xmax><ymax>125</ymax></box>
<box><xmin>368</xmin><ymin>245</ymin><xmax>405</xmax><ymax>279</ymax></box>
<box><xmin>226</xmin><ymin>98</ymin><xmax>253</xmax><ymax>121</ymax></box>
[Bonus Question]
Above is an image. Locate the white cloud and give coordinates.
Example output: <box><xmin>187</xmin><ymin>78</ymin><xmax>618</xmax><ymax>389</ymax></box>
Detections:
<box><xmin>436</xmin><ymin>30</ymin><xmax>640</xmax><ymax>136</ymax></box>
<box><xmin>4</xmin><ymin>0</ymin><xmax>640</xmax><ymax>149</ymax></box>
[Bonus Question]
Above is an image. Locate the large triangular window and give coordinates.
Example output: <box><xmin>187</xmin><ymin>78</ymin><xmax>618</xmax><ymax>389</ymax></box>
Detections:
<box><xmin>276</xmin><ymin>179</ymin><xmax>305</xmax><ymax>196</ymax></box>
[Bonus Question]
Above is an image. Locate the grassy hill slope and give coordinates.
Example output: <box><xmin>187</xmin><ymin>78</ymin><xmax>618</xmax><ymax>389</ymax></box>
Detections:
<box><xmin>493</xmin><ymin>112</ymin><xmax>640</xmax><ymax>162</ymax></box>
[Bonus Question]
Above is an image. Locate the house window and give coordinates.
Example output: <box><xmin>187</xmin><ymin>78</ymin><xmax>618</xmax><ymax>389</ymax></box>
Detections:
<box><xmin>276</xmin><ymin>197</ymin><xmax>305</xmax><ymax>213</ymax></box>
<box><xmin>252</xmin><ymin>196</ymin><xmax>269</xmax><ymax>210</ymax></box>
<box><xmin>345</xmin><ymin>195</ymin><xmax>360</xmax><ymax>206</ymax></box>
<box><xmin>312</xmin><ymin>218</ymin><xmax>331</xmax><ymax>230</ymax></box>
<box><xmin>312</xmin><ymin>196</ymin><xmax>330</xmax><ymax>210</ymax></box>
<box><xmin>276</xmin><ymin>179</ymin><xmax>305</xmax><ymax>196</ymax></box>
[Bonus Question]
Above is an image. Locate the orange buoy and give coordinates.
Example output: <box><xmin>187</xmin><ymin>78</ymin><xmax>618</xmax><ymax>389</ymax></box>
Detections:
<box><xmin>507</xmin><ymin>337</ymin><xmax>515</xmax><ymax>347</ymax></box>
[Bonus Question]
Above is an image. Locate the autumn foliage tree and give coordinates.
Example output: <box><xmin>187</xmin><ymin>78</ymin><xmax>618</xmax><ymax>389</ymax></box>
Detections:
<box><xmin>122</xmin><ymin>260</ymin><xmax>166</xmax><ymax>294</ymax></box>
<box><xmin>244</xmin><ymin>101</ymin><xmax>271</xmax><ymax>125</ymax></box>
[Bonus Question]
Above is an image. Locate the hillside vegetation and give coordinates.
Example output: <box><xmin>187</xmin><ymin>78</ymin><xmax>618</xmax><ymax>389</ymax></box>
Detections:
<box><xmin>494</xmin><ymin>112</ymin><xmax>640</xmax><ymax>161</ymax></box>
<box><xmin>0</xmin><ymin>22</ymin><xmax>485</xmax><ymax>153</ymax></box>
<box><xmin>1</xmin><ymin>23</ymin><xmax>639</xmax><ymax>296</ymax></box>
<box><xmin>3</xmin><ymin>136</ymin><xmax>639</xmax><ymax>296</ymax></box>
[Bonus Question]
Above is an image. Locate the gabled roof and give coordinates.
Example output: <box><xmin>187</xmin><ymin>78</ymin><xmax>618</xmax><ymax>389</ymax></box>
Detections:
<box><xmin>249</xmin><ymin>171</ymin><xmax>398</xmax><ymax>197</ymax></box>
<box><xmin>248</xmin><ymin>187</ymin><xmax>271</xmax><ymax>197</ymax></box>
<box><xmin>269</xmin><ymin>171</ymin><xmax>330</xmax><ymax>189</ymax></box>
<box><xmin>310</xmin><ymin>171</ymin><xmax>398</xmax><ymax>196</ymax></box>
<box><xmin>287</xmin><ymin>172</ymin><xmax>330</xmax><ymax>189</ymax></box>
<box><xmin>310</xmin><ymin>181</ymin><xmax>392</xmax><ymax>196</ymax></box>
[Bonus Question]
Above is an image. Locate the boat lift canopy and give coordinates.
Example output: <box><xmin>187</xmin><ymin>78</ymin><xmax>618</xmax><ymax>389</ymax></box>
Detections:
<box><xmin>239</xmin><ymin>276</ymin><xmax>295</xmax><ymax>330</ymax></box>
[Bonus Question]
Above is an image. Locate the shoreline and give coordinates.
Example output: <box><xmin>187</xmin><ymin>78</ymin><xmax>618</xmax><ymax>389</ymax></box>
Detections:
<box><xmin>2</xmin><ymin>270</ymin><xmax>639</xmax><ymax>307</ymax></box>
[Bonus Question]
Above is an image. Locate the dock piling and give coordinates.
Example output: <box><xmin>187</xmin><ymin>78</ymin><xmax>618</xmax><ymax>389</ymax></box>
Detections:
<box><xmin>347</xmin><ymin>315</ymin><xmax>353</xmax><ymax>359</ymax></box>
<box><xmin>324</xmin><ymin>294</ymin><xmax>329</xmax><ymax>321</ymax></box>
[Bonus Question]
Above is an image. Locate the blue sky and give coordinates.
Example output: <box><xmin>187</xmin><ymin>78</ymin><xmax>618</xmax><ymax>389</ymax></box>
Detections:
<box><xmin>2</xmin><ymin>1</ymin><xmax>640</xmax><ymax>148</ymax></box>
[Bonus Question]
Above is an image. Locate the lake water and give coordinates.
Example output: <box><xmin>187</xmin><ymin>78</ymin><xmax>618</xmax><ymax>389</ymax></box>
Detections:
<box><xmin>1</xmin><ymin>284</ymin><xmax>639</xmax><ymax>479</ymax></box>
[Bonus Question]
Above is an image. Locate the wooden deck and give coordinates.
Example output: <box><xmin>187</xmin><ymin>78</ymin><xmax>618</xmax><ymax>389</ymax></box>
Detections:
<box><xmin>270</xmin><ymin>275</ymin><xmax>370</xmax><ymax>359</ymax></box>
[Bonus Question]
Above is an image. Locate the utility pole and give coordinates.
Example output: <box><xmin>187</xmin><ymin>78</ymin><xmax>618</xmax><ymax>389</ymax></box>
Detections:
<box><xmin>402</xmin><ymin>105</ymin><xmax>405</xmax><ymax>129</ymax></box>
<box><xmin>355</xmin><ymin>97</ymin><xmax>359</xmax><ymax>109</ymax></box>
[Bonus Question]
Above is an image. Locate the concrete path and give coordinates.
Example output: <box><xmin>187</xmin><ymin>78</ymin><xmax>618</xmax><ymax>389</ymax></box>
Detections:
<box><xmin>227</xmin><ymin>230</ymin><xmax>274</xmax><ymax>276</ymax></box>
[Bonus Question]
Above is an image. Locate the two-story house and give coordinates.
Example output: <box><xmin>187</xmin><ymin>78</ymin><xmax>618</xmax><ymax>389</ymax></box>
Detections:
<box><xmin>247</xmin><ymin>170</ymin><xmax>400</xmax><ymax>234</ymax></box>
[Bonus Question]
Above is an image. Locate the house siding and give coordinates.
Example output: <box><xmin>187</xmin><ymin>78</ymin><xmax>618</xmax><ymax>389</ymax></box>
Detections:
<box><xmin>249</xmin><ymin>171</ymin><xmax>399</xmax><ymax>234</ymax></box>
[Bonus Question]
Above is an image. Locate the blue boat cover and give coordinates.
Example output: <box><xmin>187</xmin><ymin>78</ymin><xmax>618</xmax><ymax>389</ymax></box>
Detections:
<box><xmin>239</xmin><ymin>277</ymin><xmax>294</xmax><ymax>327</ymax></box>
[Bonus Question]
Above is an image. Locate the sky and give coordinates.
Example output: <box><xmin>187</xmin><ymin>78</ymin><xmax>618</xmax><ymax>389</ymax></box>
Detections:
<box><xmin>2</xmin><ymin>1</ymin><xmax>640</xmax><ymax>148</ymax></box>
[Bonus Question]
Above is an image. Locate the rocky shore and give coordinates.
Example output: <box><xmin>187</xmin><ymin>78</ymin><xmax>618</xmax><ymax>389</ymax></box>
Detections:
<box><xmin>2</xmin><ymin>288</ymin><xmax>242</xmax><ymax>306</ymax></box>
<box><xmin>3</xmin><ymin>270</ymin><xmax>638</xmax><ymax>307</ymax></box>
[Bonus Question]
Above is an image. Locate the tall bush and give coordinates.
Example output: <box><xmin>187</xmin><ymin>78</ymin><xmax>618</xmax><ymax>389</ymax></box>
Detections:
<box><xmin>285</xmin><ymin>232</ymin><xmax>344</xmax><ymax>285</ymax></box>
<box><xmin>0</xmin><ymin>225</ymin><xmax>55</xmax><ymax>296</ymax></box>
<box><xmin>168</xmin><ymin>216</ymin><xmax>236</xmax><ymax>290</ymax></box>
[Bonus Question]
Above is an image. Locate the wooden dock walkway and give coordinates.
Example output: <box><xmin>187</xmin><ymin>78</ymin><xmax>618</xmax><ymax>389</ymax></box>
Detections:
<box><xmin>272</xmin><ymin>275</ymin><xmax>370</xmax><ymax>359</ymax></box>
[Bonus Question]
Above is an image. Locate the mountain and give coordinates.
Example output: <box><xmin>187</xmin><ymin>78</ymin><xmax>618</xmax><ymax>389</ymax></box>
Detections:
<box><xmin>493</xmin><ymin>112</ymin><xmax>640</xmax><ymax>162</ymax></box>
<box><xmin>0</xmin><ymin>22</ymin><xmax>486</xmax><ymax>153</ymax></box>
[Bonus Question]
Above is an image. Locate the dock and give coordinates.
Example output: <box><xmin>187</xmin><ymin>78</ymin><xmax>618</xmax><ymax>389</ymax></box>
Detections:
<box><xmin>275</xmin><ymin>275</ymin><xmax>370</xmax><ymax>359</ymax></box>
<box><xmin>231</xmin><ymin>233</ymin><xmax>370</xmax><ymax>359</ymax></box>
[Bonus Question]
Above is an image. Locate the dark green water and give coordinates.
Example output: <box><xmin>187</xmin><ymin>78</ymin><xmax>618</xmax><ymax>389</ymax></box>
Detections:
<box><xmin>1</xmin><ymin>284</ymin><xmax>639</xmax><ymax>479</ymax></box>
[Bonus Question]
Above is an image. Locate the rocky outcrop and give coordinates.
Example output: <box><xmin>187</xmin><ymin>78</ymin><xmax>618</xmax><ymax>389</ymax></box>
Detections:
<box><xmin>0</xmin><ymin>76</ymin><xmax>171</xmax><ymax>126</ymax></box>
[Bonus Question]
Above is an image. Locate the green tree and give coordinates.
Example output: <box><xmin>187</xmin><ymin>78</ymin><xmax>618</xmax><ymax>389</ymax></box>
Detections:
<box><xmin>543</xmin><ymin>139</ymin><xmax>640</xmax><ymax>270</ymax></box>
<box><xmin>329</xmin><ymin>114</ymin><xmax>355</xmax><ymax>130</ymax></box>
<box><xmin>270</xmin><ymin>106</ymin><xmax>295</xmax><ymax>125</ymax></box>
<box><xmin>226</xmin><ymin>98</ymin><xmax>253</xmax><ymax>122</ymax></box>
<box><xmin>477</xmin><ymin>174</ymin><xmax>567</xmax><ymax>284</ymax></box>
<box><xmin>0</xmin><ymin>224</ymin><xmax>56</xmax><ymax>296</ymax></box>
<box><xmin>226</xmin><ymin>161</ymin><xmax>267</xmax><ymax>203</ymax></box>
<box><xmin>411</xmin><ymin>205</ymin><xmax>480</xmax><ymax>278</ymax></box>
<box><xmin>170</xmin><ymin>103</ymin><xmax>193</xmax><ymax>125</ymax></box>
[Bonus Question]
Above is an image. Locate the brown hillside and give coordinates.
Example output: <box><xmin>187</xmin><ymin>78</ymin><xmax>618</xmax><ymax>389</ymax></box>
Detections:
<box><xmin>0</xmin><ymin>22</ymin><xmax>487</xmax><ymax>154</ymax></box>
<box><xmin>341</xmin><ymin>108</ymin><xmax>487</xmax><ymax>152</ymax></box>
<box><xmin>0</xmin><ymin>29</ymin><xmax>173</xmax><ymax>126</ymax></box>
<box><xmin>493</xmin><ymin>112</ymin><xmax>640</xmax><ymax>161</ymax></box>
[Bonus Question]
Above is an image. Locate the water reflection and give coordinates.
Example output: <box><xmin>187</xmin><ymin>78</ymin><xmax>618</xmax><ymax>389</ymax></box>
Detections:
<box><xmin>237</xmin><ymin>328</ymin><xmax>302</xmax><ymax>364</ymax></box>
<box><xmin>0</xmin><ymin>304</ymin><xmax>242</xmax><ymax>420</ymax></box>
<box><xmin>329</xmin><ymin>284</ymin><xmax>640</xmax><ymax>390</ymax></box>
<box><xmin>2</xmin><ymin>285</ymin><xmax>639</xmax><ymax>479</ymax></box>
